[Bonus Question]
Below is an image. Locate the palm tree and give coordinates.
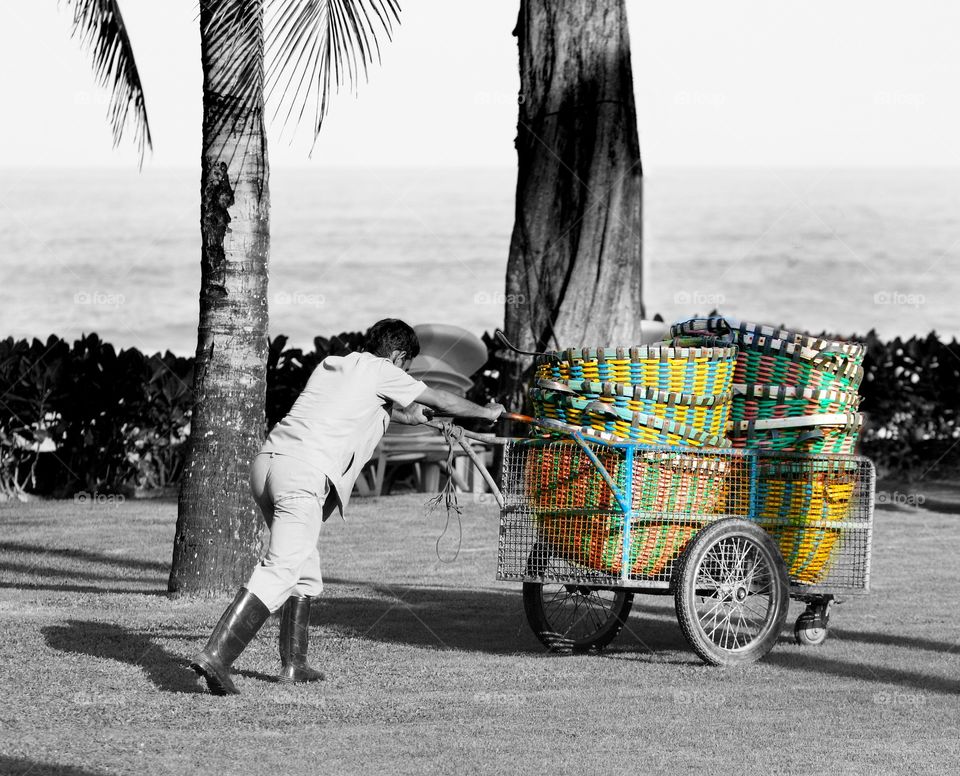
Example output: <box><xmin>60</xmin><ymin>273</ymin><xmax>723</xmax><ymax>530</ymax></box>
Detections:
<box><xmin>63</xmin><ymin>0</ymin><xmax>400</xmax><ymax>594</ymax></box>
<box><xmin>501</xmin><ymin>0</ymin><xmax>644</xmax><ymax>411</ymax></box>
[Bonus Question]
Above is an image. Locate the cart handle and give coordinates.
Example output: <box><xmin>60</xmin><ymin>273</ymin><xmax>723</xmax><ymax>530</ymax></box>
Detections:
<box><xmin>424</xmin><ymin>419</ymin><xmax>505</xmax><ymax>508</ymax></box>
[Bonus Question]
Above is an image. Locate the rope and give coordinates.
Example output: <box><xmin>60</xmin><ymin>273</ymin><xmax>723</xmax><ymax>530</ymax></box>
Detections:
<box><xmin>426</xmin><ymin>422</ymin><xmax>463</xmax><ymax>563</ymax></box>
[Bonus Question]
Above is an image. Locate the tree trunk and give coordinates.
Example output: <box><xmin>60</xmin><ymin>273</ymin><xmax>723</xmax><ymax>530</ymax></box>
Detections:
<box><xmin>169</xmin><ymin>0</ymin><xmax>270</xmax><ymax>595</ymax></box>
<box><xmin>501</xmin><ymin>0</ymin><xmax>644</xmax><ymax>412</ymax></box>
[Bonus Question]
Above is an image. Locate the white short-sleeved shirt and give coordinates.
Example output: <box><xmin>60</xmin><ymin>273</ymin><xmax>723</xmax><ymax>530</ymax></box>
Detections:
<box><xmin>261</xmin><ymin>351</ymin><xmax>427</xmax><ymax>517</ymax></box>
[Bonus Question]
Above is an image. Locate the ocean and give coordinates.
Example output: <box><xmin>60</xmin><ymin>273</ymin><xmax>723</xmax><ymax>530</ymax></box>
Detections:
<box><xmin>1</xmin><ymin>166</ymin><xmax>958</xmax><ymax>355</ymax></box>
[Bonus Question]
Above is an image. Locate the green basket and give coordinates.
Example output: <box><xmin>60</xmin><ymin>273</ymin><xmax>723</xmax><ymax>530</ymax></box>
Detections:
<box><xmin>731</xmin><ymin>383</ymin><xmax>862</xmax><ymax>423</ymax></box>
<box><xmin>671</xmin><ymin>317</ymin><xmax>865</xmax><ymax>391</ymax></box>
<box><xmin>730</xmin><ymin>413</ymin><xmax>862</xmax><ymax>454</ymax></box>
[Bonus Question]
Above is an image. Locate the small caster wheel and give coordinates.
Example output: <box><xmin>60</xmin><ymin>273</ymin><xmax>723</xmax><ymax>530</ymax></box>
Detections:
<box><xmin>794</xmin><ymin>610</ymin><xmax>828</xmax><ymax>646</ymax></box>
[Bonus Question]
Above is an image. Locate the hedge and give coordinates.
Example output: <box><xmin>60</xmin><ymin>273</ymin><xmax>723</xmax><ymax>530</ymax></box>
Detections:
<box><xmin>1</xmin><ymin>329</ymin><xmax>957</xmax><ymax>498</ymax></box>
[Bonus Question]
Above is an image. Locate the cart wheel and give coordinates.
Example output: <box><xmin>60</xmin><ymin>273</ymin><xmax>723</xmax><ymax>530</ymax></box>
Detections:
<box><xmin>522</xmin><ymin>548</ymin><xmax>633</xmax><ymax>653</ymax></box>
<box><xmin>674</xmin><ymin>518</ymin><xmax>789</xmax><ymax>666</ymax></box>
<box><xmin>794</xmin><ymin>599</ymin><xmax>831</xmax><ymax>646</ymax></box>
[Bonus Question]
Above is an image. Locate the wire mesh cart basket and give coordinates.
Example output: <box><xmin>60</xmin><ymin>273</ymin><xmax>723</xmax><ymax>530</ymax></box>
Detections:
<box><xmin>497</xmin><ymin>436</ymin><xmax>875</xmax><ymax>665</ymax></box>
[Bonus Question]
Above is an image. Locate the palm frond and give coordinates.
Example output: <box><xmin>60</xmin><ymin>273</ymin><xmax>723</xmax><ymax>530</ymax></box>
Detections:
<box><xmin>201</xmin><ymin>0</ymin><xmax>266</xmax><ymax>157</ymax></box>
<box><xmin>265</xmin><ymin>0</ymin><xmax>401</xmax><ymax>148</ymax></box>
<box><xmin>62</xmin><ymin>0</ymin><xmax>152</xmax><ymax>165</ymax></box>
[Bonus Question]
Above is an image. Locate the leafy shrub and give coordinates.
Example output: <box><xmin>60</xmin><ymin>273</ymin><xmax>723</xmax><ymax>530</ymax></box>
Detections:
<box><xmin>1</xmin><ymin>328</ymin><xmax>957</xmax><ymax>499</ymax></box>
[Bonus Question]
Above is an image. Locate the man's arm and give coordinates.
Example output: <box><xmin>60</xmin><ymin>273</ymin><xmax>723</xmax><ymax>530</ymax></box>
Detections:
<box><xmin>415</xmin><ymin>386</ymin><xmax>505</xmax><ymax>422</ymax></box>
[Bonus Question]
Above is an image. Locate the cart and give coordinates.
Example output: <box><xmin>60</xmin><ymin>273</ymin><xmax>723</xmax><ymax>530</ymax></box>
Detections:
<box><xmin>491</xmin><ymin>417</ymin><xmax>875</xmax><ymax>666</ymax></box>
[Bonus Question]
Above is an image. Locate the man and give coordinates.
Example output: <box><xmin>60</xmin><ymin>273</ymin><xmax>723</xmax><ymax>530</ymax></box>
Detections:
<box><xmin>190</xmin><ymin>319</ymin><xmax>505</xmax><ymax>695</ymax></box>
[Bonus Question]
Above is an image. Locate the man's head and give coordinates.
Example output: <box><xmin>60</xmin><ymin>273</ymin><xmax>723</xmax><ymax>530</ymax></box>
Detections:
<box><xmin>363</xmin><ymin>319</ymin><xmax>420</xmax><ymax>371</ymax></box>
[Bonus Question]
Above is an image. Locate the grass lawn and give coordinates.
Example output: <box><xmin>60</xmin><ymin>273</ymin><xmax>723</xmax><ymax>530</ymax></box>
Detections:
<box><xmin>0</xmin><ymin>493</ymin><xmax>957</xmax><ymax>775</ymax></box>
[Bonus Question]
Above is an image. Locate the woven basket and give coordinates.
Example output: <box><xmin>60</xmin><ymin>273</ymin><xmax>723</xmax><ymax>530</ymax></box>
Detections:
<box><xmin>535</xmin><ymin>345</ymin><xmax>737</xmax><ymax>395</ymax></box>
<box><xmin>732</xmin><ymin>383</ymin><xmax>861</xmax><ymax>423</ymax></box>
<box><xmin>530</xmin><ymin>386</ymin><xmax>731</xmax><ymax>446</ymax></box>
<box><xmin>536</xmin><ymin>513</ymin><xmax>698</xmax><ymax>577</ymax></box>
<box><xmin>523</xmin><ymin>442</ymin><xmax>733</xmax><ymax>577</ymax></box>
<box><xmin>672</xmin><ymin>316</ymin><xmax>866</xmax><ymax>367</ymax></box>
<box><xmin>523</xmin><ymin>441</ymin><xmax>625</xmax><ymax>513</ymax></box>
<box><xmin>726</xmin><ymin>456</ymin><xmax>859</xmax><ymax>584</ymax></box>
<box><xmin>671</xmin><ymin>317</ymin><xmax>865</xmax><ymax>391</ymax></box>
<box><xmin>730</xmin><ymin>413</ymin><xmax>862</xmax><ymax>454</ymax></box>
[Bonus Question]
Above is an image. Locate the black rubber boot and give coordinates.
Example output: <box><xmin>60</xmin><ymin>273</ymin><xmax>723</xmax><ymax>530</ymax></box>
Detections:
<box><xmin>278</xmin><ymin>595</ymin><xmax>325</xmax><ymax>684</ymax></box>
<box><xmin>190</xmin><ymin>588</ymin><xmax>270</xmax><ymax>696</ymax></box>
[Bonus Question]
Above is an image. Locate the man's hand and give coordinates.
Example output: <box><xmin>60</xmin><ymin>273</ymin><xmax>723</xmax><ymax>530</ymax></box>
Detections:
<box><xmin>484</xmin><ymin>402</ymin><xmax>506</xmax><ymax>422</ymax></box>
<box><xmin>392</xmin><ymin>403</ymin><xmax>433</xmax><ymax>426</ymax></box>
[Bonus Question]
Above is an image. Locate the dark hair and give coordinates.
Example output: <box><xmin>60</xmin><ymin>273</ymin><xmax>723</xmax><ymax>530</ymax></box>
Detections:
<box><xmin>363</xmin><ymin>318</ymin><xmax>420</xmax><ymax>360</ymax></box>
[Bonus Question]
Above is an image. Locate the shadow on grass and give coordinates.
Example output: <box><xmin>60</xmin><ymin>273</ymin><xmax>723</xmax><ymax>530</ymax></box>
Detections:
<box><xmin>831</xmin><ymin>627</ymin><xmax>960</xmax><ymax>655</ymax></box>
<box><xmin>0</xmin><ymin>541</ymin><xmax>168</xmax><ymax>572</ymax></box>
<box><xmin>42</xmin><ymin>620</ymin><xmax>204</xmax><ymax>694</ymax></box>
<box><xmin>0</xmin><ymin>755</ymin><xmax>110</xmax><ymax>776</ymax></box>
<box><xmin>0</xmin><ymin>581</ymin><xmax>165</xmax><ymax>595</ymax></box>
<box><xmin>766</xmin><ymin>651</ymin><xmax>960</xmax><ymax>696</ymax></box>
<box><xmin>317</xmin><ymin>579</ymin><xmax>690</xmax><ymax>657</ymax></box>
<box><xmin>0</xmin><ymin>541</ymin><xmax>168</xmax><ymax>595</ymax></box>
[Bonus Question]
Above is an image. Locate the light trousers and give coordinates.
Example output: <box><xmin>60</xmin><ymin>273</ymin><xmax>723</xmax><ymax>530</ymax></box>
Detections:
<box><xmin>245</xmin><ymin>452</ymin><xmax>328</xmax><ymax>613</ymax></box>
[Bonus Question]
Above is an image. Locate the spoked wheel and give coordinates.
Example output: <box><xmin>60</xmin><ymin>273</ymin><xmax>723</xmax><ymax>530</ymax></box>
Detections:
<box><xmin>674</xmin><ymin>518</ymin><xmax>790</xmax><ymax>666</ymax></box>
<box><xmin>523</xmin><ymin>546</ymin><xmax>634</xmax><ymax>653</ymax></box>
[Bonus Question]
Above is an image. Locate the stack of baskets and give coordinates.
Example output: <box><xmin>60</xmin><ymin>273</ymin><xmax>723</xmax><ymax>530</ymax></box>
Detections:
<box><xmin>523</xmin><ymin>441</ymin><xmax>737</xmax><ymax>578</ymax></box>
<box><xmin>670</xmin><ymin>316</ymin><xmax>867</xmax><ymax>584</ymax></box>
<box><xmin>524</xmin><ymin>342</ymin><xmax>739</xmax><ymax>580</ymax></box>
<box><xmin>669</xmin><ymin>316</ymin><xmax>866</xmax><ymax>454</ymax></box>
<box><xmin>530</xmin><ymin>344</ymin><xmax>739</xmax><ymax>447</ymax></box>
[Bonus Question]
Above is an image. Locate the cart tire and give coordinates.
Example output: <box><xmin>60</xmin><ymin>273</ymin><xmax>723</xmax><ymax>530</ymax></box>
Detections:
<box><xmin>794</xmin><ymin>611</ymin><xmax>829</xmax><ymax>647</ymax></box>
<box><xmin>674</xmin><ymin>518</ymin><xmax>789</xmax><ymax>666</ymax></box>
<box><xmin>522</xmin><ymin>544</ymin><xmax>633</xmax><ymax>653</ymax></box>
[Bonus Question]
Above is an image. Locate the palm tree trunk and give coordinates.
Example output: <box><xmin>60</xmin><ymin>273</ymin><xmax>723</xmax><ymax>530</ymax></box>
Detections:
<box><xmin>169</xmin><ymin>0</ymin><xmax>270</xmax><ymax>595</ymax></box>
<box><xmin>501</xmin><ymin>0</ymin><xmax>644</xmax><ymax>413</ymax></box>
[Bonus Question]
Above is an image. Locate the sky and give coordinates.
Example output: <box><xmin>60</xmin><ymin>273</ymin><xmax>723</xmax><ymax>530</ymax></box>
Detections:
<box><xmin>1</xmin><ymin>0</ymin><xmax>958</xmax><ymax>170</ymax></box>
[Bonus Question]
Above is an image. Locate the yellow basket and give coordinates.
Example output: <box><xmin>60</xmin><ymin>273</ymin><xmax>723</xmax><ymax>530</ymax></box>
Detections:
<box><xmin>728</xmin><ymin>459</ymin><xmax>857</xmax><ymax>584</ymax></box>
<box><xmin>535</xmin><ymin>345</ymin><xmax>737</xmax><ymax>395</ymax></box>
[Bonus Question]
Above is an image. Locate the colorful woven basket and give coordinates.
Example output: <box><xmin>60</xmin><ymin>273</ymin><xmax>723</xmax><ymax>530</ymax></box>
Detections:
<box><xmin>535</xmin><ymin>345</ymin><xmax>738</xmax><ymax>395</ymax></box>
<box><xmin>672</xmin><ymin>316</ymin><xmax>866</xmax><ymax>367</ymax></box>
<box><xmin>535</xmin><ymin>512</ymin><xmax>698</xmax><ymax>578</ymax></box>
<box><xmin>730</xmin><ymin>413</ymin><xmax>863</xmax><ymax>454</ymax></box>
<box><xmin>523</xmin><ymin>441</ymin><xmax>626</xmax><ymax>513</ymax></box>
<box><xmin>530</xmin><ymin>387</ymin><xmax>731</xmax><ymax>447</ymax></box>
<box><xmin>731</xmin><ymin>383</ymin><xmax>861</xmax><ymax>423</ymax></box>
<box><xmin>726</xmin><ymin>456</ymin><xmax>859</xmax><ymax>584</ymax></box>
<box><xmin>523</xmin><ymin>442</ymin><xmax>733</xmax><ymax>577</ymax></box>
<box><xmin>671</xmin><ymin>317</ymin><xmax>865</xmax><ymax>391</ymax></box>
